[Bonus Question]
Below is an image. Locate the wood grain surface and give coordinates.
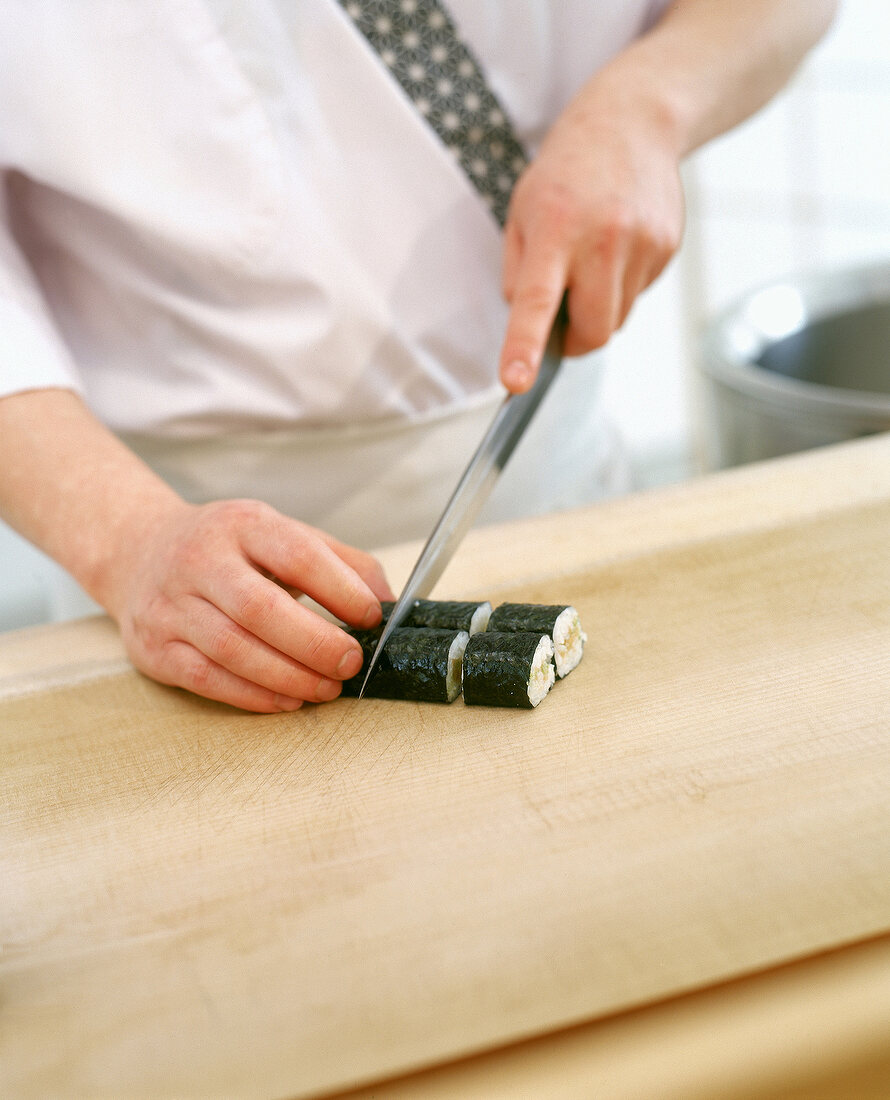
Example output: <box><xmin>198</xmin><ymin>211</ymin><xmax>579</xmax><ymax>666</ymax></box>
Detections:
<box><xmin>3</xmin><ymin>437</ymin><xmax>890</xmax><ymax>1098</ymax></box>
<box><xmin>339</xmin><ymin>934</ymin><xmax>890</xmax><ymax>1100</ymax></box>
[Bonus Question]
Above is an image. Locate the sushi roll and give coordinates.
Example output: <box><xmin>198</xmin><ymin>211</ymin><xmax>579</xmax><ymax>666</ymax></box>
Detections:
<box><xmin>341</xmin><ymin>627</ymin><xmax>469</xmax><ymax>703</ymax></box>
<box><xmin>487</xmin><ymin>603</ymin><xmax>586</xmax><ymax>679</ymax></box>
<box><xmin>462</xmin><ymin>631</ymin><xmax>555</xmax><ymax>708</ymax></box>
<box><xmin>381</xmin><ymin>598</ymin><xmax>491</xmax><ymax>635</ymax></box>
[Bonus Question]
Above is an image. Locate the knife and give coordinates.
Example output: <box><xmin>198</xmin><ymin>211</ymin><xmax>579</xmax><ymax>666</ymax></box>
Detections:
<box><xmin>357</xmin><ymin>302</ymin><xmax>568</xmax><ymax>697</ymax></box>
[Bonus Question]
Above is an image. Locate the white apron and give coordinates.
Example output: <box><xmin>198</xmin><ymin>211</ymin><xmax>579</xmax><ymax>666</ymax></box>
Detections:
<box><xmin>49</xmin><ymin>353</ymin><xmax>629</xmax><ymax>620</ymax></box>
<box><xmin>123</xmin><ymin>352</ymin><xmax>629</xmax><ymax>544</ymax></box>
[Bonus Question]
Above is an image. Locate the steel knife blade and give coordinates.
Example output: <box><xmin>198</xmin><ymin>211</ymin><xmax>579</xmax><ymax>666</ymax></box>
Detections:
<box><xmin>357</xmin><ymin>303</ymin><xmax>568</xmax><ymax>697</ymax></box>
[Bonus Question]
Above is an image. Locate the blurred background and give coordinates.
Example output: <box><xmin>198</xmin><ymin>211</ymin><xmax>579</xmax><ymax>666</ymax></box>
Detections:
<box><xmin>2</xmin><ymin>0</ymin><xmax>889</xmax><ymax>632</ymax></box>
<box><xmin>601</xmin><ymin>0</ymin><xmax>890</xmax><ymax>488</ymax></box>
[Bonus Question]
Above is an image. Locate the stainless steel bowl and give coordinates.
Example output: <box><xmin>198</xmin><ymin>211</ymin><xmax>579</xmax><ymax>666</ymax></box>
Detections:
<box><xmin>699</xmin><ymin>260</ymin><xmax>890</xmax><ymax>468</ymax></box>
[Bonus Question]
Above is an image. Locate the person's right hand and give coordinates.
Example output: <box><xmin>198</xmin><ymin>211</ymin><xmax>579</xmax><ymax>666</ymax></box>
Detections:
<box><xmin>100</xmin><ymin>497</ymin><xmax>394</xmax><ymax>713</ymax></box>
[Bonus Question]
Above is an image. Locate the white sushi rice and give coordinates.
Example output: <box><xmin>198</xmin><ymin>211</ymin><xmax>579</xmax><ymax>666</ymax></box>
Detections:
<box><xmin>469</xmin><ymin>601</ymin><xmax>492</xmax><ymax>635</ymax></box>
<box><xmin>527</xmin><ymin>635</ymin><xmax>556</xmax><ymax>707</ymax></box>
<box><xmin>552</xmin><ymin>606</ymin><xmax>586</xmax><ymax>679</ymax></box>
<box><xmin>446</xmin><ymin>630</ymin><xmax>470</xmax><ymax>702</ymax></box>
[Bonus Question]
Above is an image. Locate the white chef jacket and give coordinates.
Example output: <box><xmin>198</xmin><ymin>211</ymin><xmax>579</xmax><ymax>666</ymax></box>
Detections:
<box><xmin>0</xmin><ymin>0</ymin><xmax>669</xmax><ymax>554</ymax></box>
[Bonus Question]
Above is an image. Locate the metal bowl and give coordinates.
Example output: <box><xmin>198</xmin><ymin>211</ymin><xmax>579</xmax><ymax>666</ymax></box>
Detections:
<box><xmin>699</xmin><ymin>260</ymin><xmax>890</xmax><ymax>468</ymax></box>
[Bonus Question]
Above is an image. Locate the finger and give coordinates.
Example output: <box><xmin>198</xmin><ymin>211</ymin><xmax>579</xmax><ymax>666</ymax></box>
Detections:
<box><xmin>617</xmin><ymin>215</ymin><xmax>678</xmax><ymax>330</ymax></box>
<box><xmin>205</xmin><ymin>562</ymin><xmax>366</xmax><ymax>680</ymax></box>
<box><xmin>616</xmin><ymin>242</ymin><xmax>654</xmax><ymax>329</ymax></box>
<box><xmin>184</xmin><ymin>597</ymin><xmax>350</xmax><ymax>702</ymax></box>
<box><xmin>638</xmin><ymin>233</ymin><xmax>676</xmax><ymax>296</ymax></box>
<box><xmin>312</xmin><ymin>532</ymin><xmax>396</xmax><ymax>604</ymax></box>
<box><xmin>242</xmin><ymin>515</ymin><xmax>382</xmax><ymax>627</ymax></box>
<box><xmin>562</xmin><ymin>235</ymin><xmax>630</xmax><ymax>357</ymax></box>
<box><xmin>159</xmin><ymin>641</ymin><xmax>306</xmax><ymax>714</ymax></box>
<box><xmin>501</xmin><ymin>218</ymin><xmax>523</xmax><ymax>302</ymax></box>
<box><xmin>498</xmin><ymin>238</ymin><xmax>567</xmax><ymax>393</ymax></box>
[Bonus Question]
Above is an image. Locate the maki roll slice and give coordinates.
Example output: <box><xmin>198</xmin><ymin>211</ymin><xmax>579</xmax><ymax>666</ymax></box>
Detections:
<box><xmin>381</xmin><ymin>598</ymin><xmax>492</xmax><ymax>635</ymax></box>
<box><xmin>462</xmin><ymin>632</ymin><xmax>555</xmax><ymax>708</ymax></box>
<box><xmin>341</xmin><ymin>627</ymin><xmax>469</xmax><ymax>703</ymax></box>
<box><xmin>487</xmin><ymin>603</ymin><xmax>586</xmax><ymax>679</ymax></box>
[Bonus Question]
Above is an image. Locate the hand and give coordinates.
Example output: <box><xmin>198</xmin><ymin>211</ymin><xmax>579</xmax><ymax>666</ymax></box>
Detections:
<box><xmin>498</xmin><ymin>71</ymin><xmax>685</xmax><ymax>392</ymax></box>
<box><xmin>0</xmin><ymin>390</ymin><xmax>392</xmax><ymax>713</ymax></box>
<box><xmin>101</xmin><ymin>497</ymin><xmax>394</xmax><ymax>713</ymax></box>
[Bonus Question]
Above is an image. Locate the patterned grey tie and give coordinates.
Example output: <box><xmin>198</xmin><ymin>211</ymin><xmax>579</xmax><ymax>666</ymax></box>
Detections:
<box><xmin>337</xmin><ymin>0</ymin><xmax>528</xmax><ymax>227</ymax></box>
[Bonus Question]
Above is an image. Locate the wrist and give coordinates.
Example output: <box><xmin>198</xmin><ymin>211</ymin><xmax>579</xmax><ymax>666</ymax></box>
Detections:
<box><xmin>574</xmin><ymin>52</ymin><xmax>695</xmax><ymax>163</ymax></box>
<box><xmin>84</xmin><ymin>481</ymin><xmax>189</xmax><ymax>619</ymax></box>
<box><xmin>0</xmin><ymin>389</ymin><xmax>186</xmax><ymax>618</ymax></box>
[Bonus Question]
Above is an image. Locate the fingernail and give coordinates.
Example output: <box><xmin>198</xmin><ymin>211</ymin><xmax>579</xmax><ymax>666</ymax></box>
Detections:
<box><xmin>275</xmin><ymin>696</ymin><xmax>303</xmax><ymax>712</ymax></box>
<box><xmin>314</xmin><ymin>678</ymin><xmax>343</xmax><ymax>703</ymax></box>
<box><xmin>337</xmin><ymin>646</ymin><xmax>363</xmax><ymax>678</ymax></box>
<box><xmin>503</xmin><ymin>359</ymin><xmax>532</xmax><ymax>390</ymax></box>
<box><xmin>362</xmin><ymin>603</ymin><xmax>382</xmax><ymax>629</ymax></box>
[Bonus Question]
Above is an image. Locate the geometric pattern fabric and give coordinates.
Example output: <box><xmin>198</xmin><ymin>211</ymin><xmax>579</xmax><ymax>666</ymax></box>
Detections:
<box><xmin>337</xmin><ymin>0</ymin><xmax>529</xmax><ymax>226</ymax></box>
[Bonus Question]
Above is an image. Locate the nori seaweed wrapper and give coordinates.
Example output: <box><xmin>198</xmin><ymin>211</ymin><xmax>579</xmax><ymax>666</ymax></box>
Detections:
<box><xmin>488</xmin><ymin>603</ymin><xmax>569</xmax><ymax>635</ymax></box>
<box><xmin>380</xmin><ymin>598</ymin><xmax>491</xmax><ymax>633</ymax></box>
<box><xmin>488</xmin><ymin>602</ymin><xmax>585</xmax><ymax>678</ymax></box>
<box><xmin>462</xmin><ymin>631</ymin><xmax>553</xmax><ymax>709</ymax></box>
<box><xmin>340</xmin><ymin>626</ymin><xmax>467</xmax><ymax>703</ymax></box>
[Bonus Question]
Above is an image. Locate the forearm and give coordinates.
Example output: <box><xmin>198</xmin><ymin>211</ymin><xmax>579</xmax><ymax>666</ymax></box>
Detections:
<box><xmin>498</xmin><ymin>0</ymin><xmax>837</xmax><ymax>387</ymax></box>
<box><xmin>598</xmin><ymin>0</ymin><xmax>839</xmax><ymax>158</ymax></box>
<box><xmin>0</xmin><ymin>386</ymin><xmax>391</xmax><ymax>711</ymax></box>
<box><xmin>0</xmin><ymin>388</ymin><xmax>182</xmax><ymax>609</ymax></box>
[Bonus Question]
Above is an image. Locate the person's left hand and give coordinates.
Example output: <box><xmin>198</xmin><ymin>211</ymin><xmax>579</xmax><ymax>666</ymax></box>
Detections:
<box><xmin>498</xmin><ymin>73</ymin><xmax>686</xmax><ymax>393</ymax></box>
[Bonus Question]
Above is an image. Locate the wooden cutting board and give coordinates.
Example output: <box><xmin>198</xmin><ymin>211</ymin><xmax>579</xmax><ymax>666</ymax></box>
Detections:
<box><xmin>3</xmin><ymin>436</ymin><xmax>890</xmax><ymax>1098</ymax></box>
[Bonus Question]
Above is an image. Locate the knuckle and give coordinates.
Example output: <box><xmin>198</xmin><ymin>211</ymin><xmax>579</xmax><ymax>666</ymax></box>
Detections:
<box><xmin>515</xmin><ymin>281</ymin><xmax>556</xmax><ymax>316</ymax></box>
<box><xmin>217</xmin><ymin>498</ymin><xmax>269</xmax><ymax>524</ymax></box>
<box><xmin>535</xmin><ymin>181</ymin><xmax>583</xmax><ymax>233</ymax></box>
<box><xmin>582</xmin><ymin>201</ymin><xmax>637</xmax><ymax>262</ymax></box>
<box><xmin>285</xmin><ymin>537</ymin><xmax>313</xmax><ymax>577</ymax></box>
<box><xmin>185</xmin><ymin>653</ymin><xmax>216</xmax><ymax>695</ymax></box>
<box><xmin>123</xmin><ymin>600</ymin><xmax>173</xmax><ymax>666</ymax></box>
<box><xmin>340</xmin><ymin>588</ymin><xmax>370</xmax><ymax>619</ymax></box>
<box><xmin>595</xmin><ymin>216</ymin><xmax>631</xmax><ymax>261</ymax></box>
<box><xmin>301</xmin><ymin>623</ymin><xmax>334</xmax><ymax>668</ymax></box>
<box><xmin>203</xmin><ymin>498</ymin><xmax>274</xmax><ymax>539</ymax></box>
<box><xmin>212</xmin><ymin>623</ymin><xmax>248</xmax><ymax>666</ymax></box>
<box><xmin>604</xmin><ymin>199</ymin><xmax>636</xmax><ymax>239</ymax></box>
<box><xmin>234</xmin><ymin>581</ymin><xmax>276</xmax><ymax>630</ymax></box>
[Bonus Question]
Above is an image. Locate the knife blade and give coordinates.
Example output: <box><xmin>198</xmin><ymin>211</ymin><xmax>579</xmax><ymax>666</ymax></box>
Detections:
<box><xmin>357</xmin><ymin>303</ymin><xmax>568</xmax><ymax>697</ymax></box>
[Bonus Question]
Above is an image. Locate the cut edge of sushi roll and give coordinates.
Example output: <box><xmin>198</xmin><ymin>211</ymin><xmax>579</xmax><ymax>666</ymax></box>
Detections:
<box><xmin>469</xmin><ymin>601</ymin><xmax>492</xmax><ymax>635</ymax></box>
<box><xmin>552</xmin><ymin>606</ymin><xmax>587</xmax><ymax>679</ymax></box>
<box><xmin>446</xmin><ymin>630</ymin><xmax>470</xmax><ymax>702</ymax></box>
<box><xmin>523</xmin><ymin>638</ymin><xmax>552</xmax><ymax>704</ymax></box>
<box><xmin>528</xmin><ymin>635</ymin><xmax>556</xmax><ymax>707</ymax></box>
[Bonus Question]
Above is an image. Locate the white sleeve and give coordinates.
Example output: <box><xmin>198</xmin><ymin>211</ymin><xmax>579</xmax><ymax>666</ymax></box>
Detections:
<box><xmin>0</xmin><ymin>179</ymin><xmax>84</xmax><ymax>400</ymax></box>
